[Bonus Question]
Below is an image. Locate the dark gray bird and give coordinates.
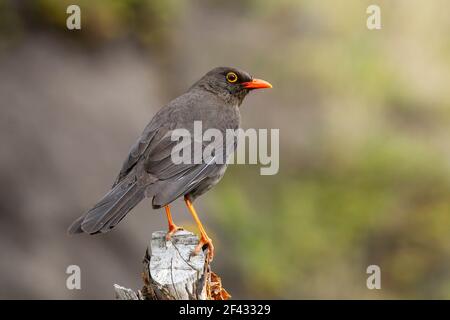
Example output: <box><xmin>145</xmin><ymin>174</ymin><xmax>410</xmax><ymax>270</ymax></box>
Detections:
<box><xmin>68</xmin><ymin>67</ymin><xmax>272</xmax><ymax>260</ymax></box>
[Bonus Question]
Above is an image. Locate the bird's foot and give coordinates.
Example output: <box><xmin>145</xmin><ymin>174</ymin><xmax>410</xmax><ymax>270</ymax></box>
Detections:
<box><xmin>165</xmin><ymin>225</ymin><xmax>184</xmax><ymax>241</ymax></box>
<box><xmin>193</xmin><ymin>235</ymin><xmax>215</xmax><ymax>262</ymax></box>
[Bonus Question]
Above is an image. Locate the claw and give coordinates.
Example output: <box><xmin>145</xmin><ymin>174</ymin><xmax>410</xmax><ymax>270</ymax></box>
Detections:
<box><xmin>193</xmin><ymin>235</ymin><xmax>214</xmax><ymax>262</ymax></box>
<box><xmin>165</xmin><ymin>225</ymin><xmax>184</xmax><ymax>241</ymax></box>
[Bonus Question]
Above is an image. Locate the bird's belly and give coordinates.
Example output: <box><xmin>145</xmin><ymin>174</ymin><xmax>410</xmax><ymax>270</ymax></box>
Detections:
<box><xmin>187</xmin><ymin>164</ymin><xmax>228</xmax><ymax>200</ymax></box>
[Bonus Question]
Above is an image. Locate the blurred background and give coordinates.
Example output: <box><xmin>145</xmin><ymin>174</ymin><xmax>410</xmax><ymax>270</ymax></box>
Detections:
<box><xmin>0</xmin><ymin>0</ymin><xmax>449</xmax><ymax>299</ymax></box>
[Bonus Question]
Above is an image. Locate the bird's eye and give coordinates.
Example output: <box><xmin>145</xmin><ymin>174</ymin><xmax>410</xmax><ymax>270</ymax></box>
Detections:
<box><xmin>226</xmin><ymin>72</ymin><xmax>238</xmax><ymax>83</ymax></box>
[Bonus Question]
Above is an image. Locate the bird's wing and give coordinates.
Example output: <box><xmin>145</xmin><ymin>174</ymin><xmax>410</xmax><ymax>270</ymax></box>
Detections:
<box><xmin>112</xmin><ymin>92</ymin><xmax>196</xmax><ymax>187</ymax></box>
<box><xmin>145</xmin><ymin>127</ymin><xmax>237</xmax><ymax>207</ymax></box>
<box><xmin>112</xmin><ymin>118</ymin><xmax>164</xmax><ymax>187</ymax></box>
<box><xmin>113</xmin><ymin>91</ymin><xmax>238</xmax><ymax>204</ymax></box>
<box><xmin>113</xmin><ymin>115</ymin><xmax>236</xmax><ymax>201</ymax></box>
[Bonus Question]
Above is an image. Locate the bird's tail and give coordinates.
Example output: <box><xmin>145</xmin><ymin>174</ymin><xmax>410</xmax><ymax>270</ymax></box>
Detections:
<box><xmin>67</xmin><ymin>175</ymin><xmax>146</xmax><ymax>235</ymax></box>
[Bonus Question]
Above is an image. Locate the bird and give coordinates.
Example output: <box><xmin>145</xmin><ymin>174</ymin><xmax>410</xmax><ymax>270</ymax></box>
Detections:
<box><xmin>68</xmin><ymin>67</ymin><xmax>272</xmax><ymax>260</ymax></box>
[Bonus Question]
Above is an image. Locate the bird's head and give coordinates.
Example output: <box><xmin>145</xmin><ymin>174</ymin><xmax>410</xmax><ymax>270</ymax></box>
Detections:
<box><xmin>192</xmin><ymin>67</ymin><xmax>272</xmax><ymax>105</ymax></box>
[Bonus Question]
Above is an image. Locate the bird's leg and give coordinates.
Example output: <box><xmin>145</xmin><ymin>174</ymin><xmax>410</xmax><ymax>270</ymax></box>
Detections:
<box><xmin>184</xmin><ymin>196</ymin><xmax>215</xmax><ymax>261</ymax></box>
<box><xmin>164</xmin><ymin>205</ymin><xmax>183</xmax><ymax>241</ymax></box>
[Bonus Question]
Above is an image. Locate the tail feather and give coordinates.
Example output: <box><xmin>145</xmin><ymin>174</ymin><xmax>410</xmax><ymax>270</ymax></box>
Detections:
<box><xmin>68</xmin><ymin>176</ymin><xmax>146</xmax><ymax>235</ymax></box>
<box><xmin>67</xmin><ymin>215</ymin><xmax>84</xmax><ymax>234</ymax></box>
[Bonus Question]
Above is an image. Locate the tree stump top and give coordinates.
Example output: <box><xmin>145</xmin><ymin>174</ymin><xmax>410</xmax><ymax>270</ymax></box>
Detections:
<box><xmin>148</xmin><ymin>230</ymin><xmax>207</xmax><ymax>299</ymax></box>
<box><xmin>114</xmin><ymin>230</ymin><xmax>230</xmax><ymax>300</ymax></box>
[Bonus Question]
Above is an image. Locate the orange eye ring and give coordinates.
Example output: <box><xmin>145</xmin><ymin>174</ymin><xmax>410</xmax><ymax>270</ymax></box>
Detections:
<box><xmin>226</xmin><ymin>72</ymin><xmax>238</xmax><ymax>83</ymax></box>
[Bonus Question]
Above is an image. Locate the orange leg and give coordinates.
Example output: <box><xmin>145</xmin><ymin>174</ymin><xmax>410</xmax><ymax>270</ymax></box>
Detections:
<box><xmin>165</xmin><ymin>205</ymin><xmax>183</xmax><ymax>241</ymax></box>
<box><xmin>184</xmin><ymin>196</ymin><xmax>214</xmax><ymax>261</ymax></box>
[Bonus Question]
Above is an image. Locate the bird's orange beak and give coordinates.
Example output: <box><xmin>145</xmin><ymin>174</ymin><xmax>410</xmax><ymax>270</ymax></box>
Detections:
<box><xmin>242</xmin><ymin>78</ymin><xmax>273</xmax><ymax>89</ymax></box>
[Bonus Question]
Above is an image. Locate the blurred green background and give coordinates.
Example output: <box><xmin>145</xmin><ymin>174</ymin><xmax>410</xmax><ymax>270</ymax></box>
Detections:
<box><xmin>0</xmin><ymin>0</ymin><xmax>449</xmax><ymax>299</ymax></box>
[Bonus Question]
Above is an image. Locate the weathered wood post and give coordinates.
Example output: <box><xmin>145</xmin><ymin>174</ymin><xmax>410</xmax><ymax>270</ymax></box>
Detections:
<box><xmin>114</xmin><ymin>230</ymin><xmax>230</xmax><ymax>300</ymax></box>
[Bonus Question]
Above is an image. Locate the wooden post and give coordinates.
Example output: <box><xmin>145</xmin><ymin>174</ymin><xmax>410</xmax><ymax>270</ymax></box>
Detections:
<box><xmin>114</xmin><ymin>230</ymin><xmax>230</xmax><ymax>300</ymax></box>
